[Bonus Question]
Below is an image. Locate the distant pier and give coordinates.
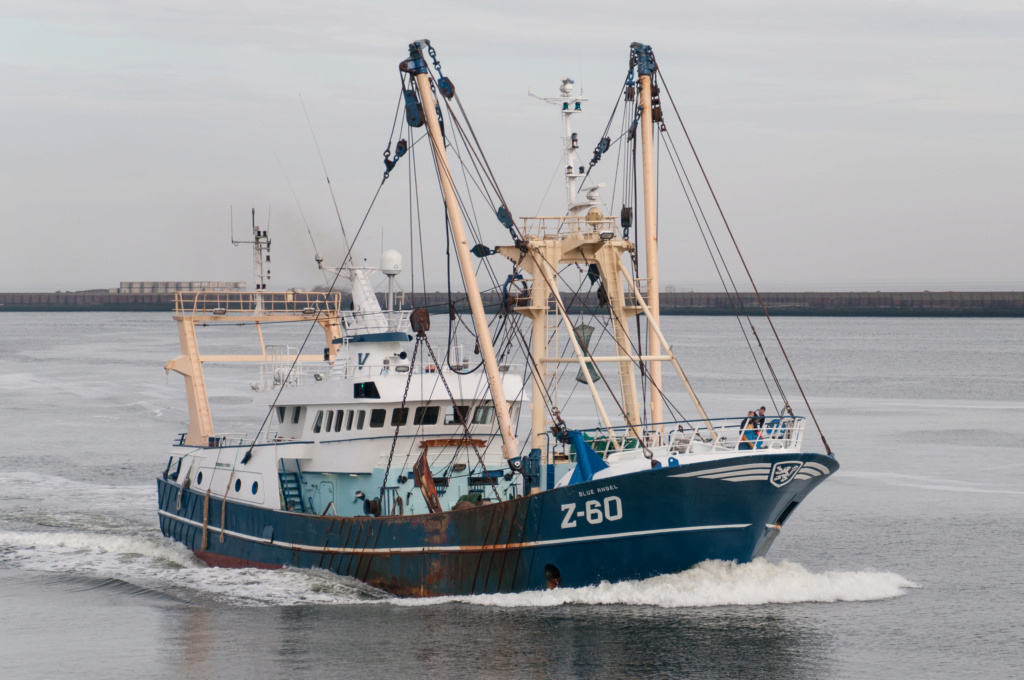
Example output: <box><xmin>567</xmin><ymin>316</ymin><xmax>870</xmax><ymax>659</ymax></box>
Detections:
<box><xmin>1</xmin><ymin>290</ymin><xmax>1022</xmax><ymax>316</ymax></box>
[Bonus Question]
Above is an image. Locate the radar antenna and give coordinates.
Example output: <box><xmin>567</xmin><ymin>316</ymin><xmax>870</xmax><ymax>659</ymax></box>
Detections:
<box><xmin>231</xmin><ymin>207</ymin><xmax>273</xmax><ymax>291</ymax></box>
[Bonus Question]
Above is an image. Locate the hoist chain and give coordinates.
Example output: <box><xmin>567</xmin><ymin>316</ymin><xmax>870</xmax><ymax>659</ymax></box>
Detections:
<box><xmin>420</xmin><ymin>337</ymin><xmax>501</xmax><ymax>499</ymax></box>
<box><xmin>378</xmin><ymin>339</ymin><xmax>421</xmax><ymax>503</ymax></box>
<box><xmin>424</xmin><ymin>39</ymin><xmax>455</xmax><ymax>99</ymax></box>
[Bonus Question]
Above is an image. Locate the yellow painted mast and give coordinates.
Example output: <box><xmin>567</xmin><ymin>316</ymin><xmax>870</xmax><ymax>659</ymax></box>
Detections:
<box><xmin>405</xmin><ymin>43</ymin><xmax>520</xmax><ymax>461</ymax></box>
<box><xmin>635</xmin><ymin>43</ymin><xmax>663</xmax><ymax>433</ymax></box>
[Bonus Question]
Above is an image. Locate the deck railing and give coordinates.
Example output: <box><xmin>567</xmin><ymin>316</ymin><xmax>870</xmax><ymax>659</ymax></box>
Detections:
<box><xmin>252</xmin><ymin>343</ymin><xmax>522</xmax><ymax>391</ymax></box>
<box><xmin>549</xmin><ymin>416</ymin><xmax>807</xmax><ymax>458</ymax></box>
<box><xmin>173</xmin><ymin>291</ymin><xmax>343</xmax><ymax>317</ymax></box>
<box><xmin>519</xmin><ymin>215</ymin><xmax>619</xmax><ymax>239</ymax></box>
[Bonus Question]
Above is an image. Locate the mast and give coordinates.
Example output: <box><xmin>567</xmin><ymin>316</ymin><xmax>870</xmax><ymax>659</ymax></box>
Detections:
<box><xmin>634</xmin><ymin>42</ymin><xmax>663</xmax><ymax>430</ymax></box>
<box><xmin>405</xmin><ymin>43</ymin><xmax>520</xmax><ymax>461</ymax></box>
<box><xmin>500</xmin><ymin>77</ymin><xmax>647</xmax><ymax>454</ymax></box>
<box><xmin>529</xmin><ymin>78</ymin><xmax>592</xmax><ymax>215</ymax></box>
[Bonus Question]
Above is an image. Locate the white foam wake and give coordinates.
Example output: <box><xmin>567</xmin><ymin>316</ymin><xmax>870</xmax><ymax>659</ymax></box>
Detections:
<box><xmin>396</xmin><ymin>558</ymin><xmax>919</xmax><ymax>609</ymax></box>
<box><xmin>0</xmin><ymin>530</ymin><xmax>382</xmax><ymax>606</ymax></box>
<box><xmin>0</xmin><ymin>529</ymin><xmax>917</xmax><ymax>609</ymax></box>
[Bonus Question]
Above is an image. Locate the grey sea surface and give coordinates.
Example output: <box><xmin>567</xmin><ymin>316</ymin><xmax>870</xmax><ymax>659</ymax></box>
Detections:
<box><xmin>0</xmin><ymin>312</ymin><xmax>1021</xmax><ymax>679</ymax></box>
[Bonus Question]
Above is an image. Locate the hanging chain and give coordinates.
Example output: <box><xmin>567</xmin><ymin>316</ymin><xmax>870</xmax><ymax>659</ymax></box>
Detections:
<box><xmin>420</xmin><ymin>337</ymin><xmax>502</xmax><ymax>500</ymax></box>
<box><xmin>378</xmin><ymin>339</ymin><xmax>421</xmax><ymax>503</ymax></box>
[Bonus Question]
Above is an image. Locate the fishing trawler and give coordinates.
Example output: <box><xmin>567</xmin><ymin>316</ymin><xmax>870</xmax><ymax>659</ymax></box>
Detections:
<box><xmin>156</xmin><ymin>41</ymin><xmax>838</xmax><ymax>596</ymax></box>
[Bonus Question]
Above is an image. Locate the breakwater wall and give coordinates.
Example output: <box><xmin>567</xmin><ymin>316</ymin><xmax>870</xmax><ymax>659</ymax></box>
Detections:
<box><xmin>2</xmin><ymin>290</ymin><xmax>1022</xmax><ymax>316</ymax></box>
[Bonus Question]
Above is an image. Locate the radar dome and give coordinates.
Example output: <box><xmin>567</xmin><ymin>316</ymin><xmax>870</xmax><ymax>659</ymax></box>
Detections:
<box><xmin>380</xmin><ymin>249</ymin><xmax>403</xmax><ymax>276</ymax></box>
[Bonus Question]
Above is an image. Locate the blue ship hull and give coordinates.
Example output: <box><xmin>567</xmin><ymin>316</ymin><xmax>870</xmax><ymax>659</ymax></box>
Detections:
<box><xmin>157</xmin><ymin>452</ymin><xmax>838</xmax><ymax>596</ymax></box>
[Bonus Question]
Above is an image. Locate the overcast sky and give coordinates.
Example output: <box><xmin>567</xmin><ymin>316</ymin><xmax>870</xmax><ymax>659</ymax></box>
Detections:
<box><xmin>2</xmin><ymin>0</ymin><xmax>1022</xmax><ymax>293</ymax></box>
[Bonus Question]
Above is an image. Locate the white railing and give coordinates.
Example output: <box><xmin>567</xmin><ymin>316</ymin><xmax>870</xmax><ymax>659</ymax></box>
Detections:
<box><xmin>253</xmin><ymin>342</ymin><xmax>522</xmax><ymax>390</ymax></box>
<box><xmin>173</xmin><ymin>291</ymin><xmax>342</xmax><ymax>318</ymax></box>
<box><xmin>338</xmin><ymin>309</ymin><xmax>411</xmax><ymax>336</ymax></box>
<box><xmin>257</xmin><ymin>345</ymin><xmax>315</xmax><ymax>390</ymax></box>
<box><xmin>519</xmin><ymin>215</ymin><xmax>619</xmax><ymax>239</ymax></box>
<box><xmin>327</xmin><ymin>360</ymin><xmax>523</xmax><ymax>381</ymax></box>
<box><xmin>554</xmin><ymin>416</ymin><xmax>807</xmax><ymax>458</ymax></box>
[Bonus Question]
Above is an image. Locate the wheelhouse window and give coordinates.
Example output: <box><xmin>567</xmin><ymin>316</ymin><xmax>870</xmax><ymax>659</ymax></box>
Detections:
<box><xmin>312</xmin><ymin>410</ymin><xmax>324</xmax><ymax>433</ymax></box>
<box><xmin>324</xmin><ymin>410</ymin><xmax>334</xmax><ymax>432</ymax></box>
<box><xmin>354</xmin><ymin>382</ymin><xmax>381</xmax><ymax>399</ymax></box>
<box><xmin>472</xmin><ymin>404</ymin><xmax>495</xmax><ymax>425</ymax></box>
<box><xmin>334</xmin><ymin>410</ymin><xmax>344</xmax><ymax>433</ymax></box>
<box><xmin>277</xmin><ymin>406</ymin><xmax>286</xmax><ymax>423</ymax></box>
<box><xmin>356</xmin><ymin>410</ymin><xmax>366</xmax><ymax>429</ymax></box>
<box><xmin>391</xmin><ymin>407</ymin><xmax>409</xmax><ymax>427</ymax></box>
<box><xmin>444</xmin><ymin>405</ymin><xmax>470</xmax><ymax>426</ymax></box>
<box><xmin>369</xmin><ymin>409</ymin><xmax>386</xmax><ymax>428</ymax></box>
<box><xmin>346</xmin><ymin>410</ymin><xmax>354</xmax><ymax>431</ymax></box>
<box><xmin>292</xmin><ymin>406</ymin><xmax>302</xmax><ymax>424</ymax></box>
<box><xmin>414</xmin><ymin>406</ymin><xmax>439</xmax><ymax>425</ymax></box>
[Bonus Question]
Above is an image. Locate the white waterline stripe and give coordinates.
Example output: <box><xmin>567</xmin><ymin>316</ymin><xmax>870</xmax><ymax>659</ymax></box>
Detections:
<box><xmin>702</xmin><ymin>470</ymin><xmax>772</xmax><ymax>480</ymax></box>
<box><xmin>158</xmin><ymin>510</ymin><xmax>750</xmax><ymax>555</ymax></box>
<box><xmin>670</xmin><ymin>463</ymin><xmax>771</xmax><ymax>478</ymax></box>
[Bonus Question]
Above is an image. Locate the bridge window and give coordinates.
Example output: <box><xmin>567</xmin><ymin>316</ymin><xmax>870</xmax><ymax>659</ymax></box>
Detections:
<box><xmin>472</xmin><ymin>404</ymin><xmax>495</xmax><ymax>425</ymax></box>
<box><xmin>354</xmin><ymin>382</ymin><xmax>381</xmax><ymax>399</ymax></box>
<box><xmin>356</xmin><ymin>410</ymin><xmax>366</xmax><ymax>429</ymax></box>
<box><xmin>346</xmin><ymin>410</ymin><xmax>354</xmax><ymax>430</ymax></box>
<box><xmin>334</xmin><ymin>410</ymin><xmax>344</xmax><ymax>432</ymax></box>
<box><xmin>325</xmin><ymin>410</ymin><xmax>334</xmax><ymax>431</ymax></box>
<box><xmin>312</xmin><ymin>410</ymin><xmax>324</xmax><ymax>433</ymax></box>
<box><xmin>391</xmin><ymin>407</ymin><xmax>409</xmax><ymax>427</ymax></box>
<box><xmin>414</xmin><ymin>405</ymin><xmax>439</xmax><ymax>425</ymax></box>
<box><xmin>277</xmin><ymin>406</ymin><xmax>286</xmax><ymax>423</ymax></box>
<box><xmin>444</xmin><ymin>405</ymin><xmax>470</xmax><ymax>426</ymax></box>
<box><xmin>292</xmin><ymin>406</ymin><xmax>302</xmax><ymax>424</ymax></box>
<box><xmin>370</xmin><ymin>409</ymin><xmax>386</xmax><ymax>428</ymax></box>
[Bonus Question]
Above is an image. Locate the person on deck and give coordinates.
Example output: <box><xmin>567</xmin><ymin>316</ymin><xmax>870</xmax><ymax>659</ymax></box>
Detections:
<box><xmin>739</xmin><ymin>410</ymin><xmax>757</xmax><ymax>450</ymax></box>
<box><xmin>753</xmin><ymin>406</ymin><xmax>767</xmax><ymax>429</ymax></box>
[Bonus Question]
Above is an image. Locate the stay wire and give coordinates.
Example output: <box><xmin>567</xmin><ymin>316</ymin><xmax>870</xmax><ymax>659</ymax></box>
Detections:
<box><xmin>273</xmin><ymin>151</ymin><xmax>329</xmax><ymax>285</ymax></box>
<box><xmin>657</xmin><ymin>66</ymin><xmax>832</xmax><ymax>456</ymax></box>
<box><xmin>659</xmin><ymin>129</ymin><xmax>781</xmax><ymax>410</ymax></box>
<box><xmin>243</xmin><ymin>178</ymin><xmax>390</xmax><ymax>463</ymax></box>
<box><xmin>299</xmin><ymin>94</ymin><xmax>353</xmax><ymax>261</ymax></box>
<box><xmin>658</xmin><ymin>107</ymin><xmax>789</xmax><ymax>411</ymax></box>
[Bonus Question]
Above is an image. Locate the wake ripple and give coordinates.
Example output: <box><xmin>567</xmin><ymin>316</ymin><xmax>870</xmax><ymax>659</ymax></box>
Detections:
<box><xmin>397</xmin><ymin>558</ymin><xmax>919</xmax><ymax>609</ymax></box>
<box><xmin>0</xmin><ymin>530</ymin><xmax>383</xmax><ymax>606</ymax></box>
<box><xmin>0</xmin><ymin>529</ymin><xmax>917</xmax><ymax>609</ymax></box>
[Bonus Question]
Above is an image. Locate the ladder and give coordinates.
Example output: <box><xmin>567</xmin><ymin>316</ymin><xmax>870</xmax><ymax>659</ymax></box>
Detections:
<box><xmin>278</xmin><ymin>468</ymin><xmax>306</xmax><ymax>513</ymax></box>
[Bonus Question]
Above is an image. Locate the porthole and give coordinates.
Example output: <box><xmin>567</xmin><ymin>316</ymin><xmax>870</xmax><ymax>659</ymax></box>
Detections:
<box><xmin>234</xmin><ymin>478</ymin><xmax>241</xmax><ymax>493</ymax></box>
<box><xmin>251</xmin><ymin>480</ymin><xmax>259</xmax><ymax>495</ymax></box>
<box><xmin>196</xmin><ymin>471</ymin><xmax>203</xmax><ymax>485</ymax></box>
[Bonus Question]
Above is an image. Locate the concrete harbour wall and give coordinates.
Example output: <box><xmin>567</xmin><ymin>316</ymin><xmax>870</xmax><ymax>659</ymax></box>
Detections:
<box><xmin>1</xmin><ymin>290</ymin><xmax>1022</xmax><ymax>316</ymax></box>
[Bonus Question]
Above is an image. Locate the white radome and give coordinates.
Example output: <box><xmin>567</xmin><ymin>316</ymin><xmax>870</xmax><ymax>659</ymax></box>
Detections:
<box><xmin>380</xmin><ymin>249</ymin><xmax>403</xmax><ymax>276</ymax></box>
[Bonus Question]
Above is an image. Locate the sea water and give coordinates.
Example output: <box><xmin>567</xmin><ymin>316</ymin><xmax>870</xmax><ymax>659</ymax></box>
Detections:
<box><xmin>0</xmin><ymin>313</ymin><xmax>1020</xmax><ymax>679</ymax></box>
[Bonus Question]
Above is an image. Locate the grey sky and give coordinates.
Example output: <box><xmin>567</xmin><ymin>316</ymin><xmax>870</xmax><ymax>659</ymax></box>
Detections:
<box><xmin>2</xmin><ymin>0</ymin><xmax>1022</xmax><ymax>293</ymax></box>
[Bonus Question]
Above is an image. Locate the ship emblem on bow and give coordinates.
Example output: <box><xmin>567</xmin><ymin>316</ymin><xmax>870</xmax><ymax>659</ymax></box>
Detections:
<box><xmin>770</xmin><ymin>462</ymin><xmax>804</xmax><ymax>487</ymax></box>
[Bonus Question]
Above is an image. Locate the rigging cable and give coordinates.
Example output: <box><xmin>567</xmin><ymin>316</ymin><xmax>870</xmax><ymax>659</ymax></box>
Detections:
<box><xmin>658</xmin><ymin>128</ymin><xmax>782</xmax><ymax>411</ymax></box>
<box><xmin>657</xmin><ymin>65</ymin><xmax>833</xmax><ymax>456</ymax></box>
<box><xmin>273</xmin><ymin>151</ymin><xmax>330</xmax><ymax>285</ymax></box>
<box><xmin>300</xmin><ymin>94</ymin><xmax>354</xmax><ymax>261</ymax></box>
